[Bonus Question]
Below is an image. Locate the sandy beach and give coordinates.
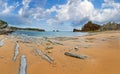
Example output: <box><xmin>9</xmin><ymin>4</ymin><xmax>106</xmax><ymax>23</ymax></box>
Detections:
<box><xmin>0</xmin><ymin>31</ymin><xmax>120</xmax><ymax>74</ymax></box>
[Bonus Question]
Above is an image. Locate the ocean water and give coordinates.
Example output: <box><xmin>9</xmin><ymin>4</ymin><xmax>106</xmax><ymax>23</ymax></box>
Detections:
<box><xmin>12</xmin><ymin>30</ymin><xmax>88</xmax><ymax>37</ymax></box>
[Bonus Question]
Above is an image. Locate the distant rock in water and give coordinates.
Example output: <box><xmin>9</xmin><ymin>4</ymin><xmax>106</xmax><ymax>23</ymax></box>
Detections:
<box><xmin>73</xmin><ymin>28</ymin><xmax>81</xmax><ymax>32</ymax></box>
<box><xmin>53</xmin><ymin>30</ymin><xmax>59</xmax><ymax>32</ymax></box>
<box><xmin>73</xmin><ymin>21</ymin><xmax>101</xmax><ymax>32</ymax></box>
<box><xmin>100</xmin><ymin>22</ymin><xmax>120</xmax><ymax>31</ymax></box>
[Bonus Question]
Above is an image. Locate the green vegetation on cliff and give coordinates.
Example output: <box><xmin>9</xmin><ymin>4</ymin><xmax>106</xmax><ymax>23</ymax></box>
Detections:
<box><xmin>9</xmin><ymin>26</ymin><xmax>45</xmax><ymax>32</ymax></box>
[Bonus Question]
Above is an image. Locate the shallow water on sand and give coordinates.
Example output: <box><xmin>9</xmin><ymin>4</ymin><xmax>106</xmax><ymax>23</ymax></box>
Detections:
<box><xmin>12</xmin><ymin>30</ymin><xmax>88</xmax><ymax>37</ymax></box>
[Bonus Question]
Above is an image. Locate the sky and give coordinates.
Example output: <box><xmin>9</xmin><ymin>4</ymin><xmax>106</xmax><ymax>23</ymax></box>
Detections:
<box><xmin>0</xmin><ymin>0</ymin><xmax>120</xmax><ymax>31</ymax></box>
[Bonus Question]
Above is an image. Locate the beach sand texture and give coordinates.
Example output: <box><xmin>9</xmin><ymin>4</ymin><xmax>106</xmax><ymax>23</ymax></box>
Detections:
<box><xmin>0</xmin><ymin>31</ymin><xmax>120</xmax><ymax>74</ymax></box>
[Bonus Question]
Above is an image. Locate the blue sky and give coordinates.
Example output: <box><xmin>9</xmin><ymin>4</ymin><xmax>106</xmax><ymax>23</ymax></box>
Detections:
<box><xmin>0</xmin><ymin>0</ymin><xmax>120</xmax><ymax>31</ymax></box>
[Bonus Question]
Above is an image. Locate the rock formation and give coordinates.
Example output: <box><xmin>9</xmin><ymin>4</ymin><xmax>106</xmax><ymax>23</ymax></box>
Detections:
<box><xmin>81</xmin><ymin>21</ymin><xmax>101</xmax><ymax>32</ymax></box>
<box><xmin>100</xmin><ymin>22</ymin><xmax>120</xmax><ymax>31</ymax></box>
<box><xmin>0</xmin><ymin>19</ymin><xmax>8</xmax><ymax>29</ymax></box>
<box><xmin>73</xmin><ymin>21</ymin><xmax>101</xmax><ymax>32</ymax></box>
<box><xmin>73</xmin><ymin>28</ymin><xmax>81</xmax><ymax>32</ymax></box>
<box><xmin>0</xmin><ymin>19</ymin><xmax>13</xmax><ymax>34</ymax></box>
<box><xmin>73</xmin><ymin>21</ymin><xmax>120</xmax><ymax>32</ymax></box>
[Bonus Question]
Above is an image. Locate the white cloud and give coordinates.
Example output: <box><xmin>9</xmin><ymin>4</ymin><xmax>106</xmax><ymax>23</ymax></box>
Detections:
<box><xmin>0</xmin><ymin>13</ymin><xmax>32</xmax><ymax>26</ymax></box>
<box><xmin>46</xmin><ymin>0</ymin><xmax>120</xmax><ymax>26</ymax></box>
<box><xmin>0</xmin><ymin>1</ymin><xmax>19</xmax><ymax>14</ymax></box>
<box><xmin>18</xmin><ymin>0</ymin><xmax>31</xmax><ymax>17</ymax></box>
<box><xmin>0</xmin><ymin>0</ymin><xmax>49</xmax><ymax>26</ymax></box>
<box><xmin>0</xmin><ymin>0</ymin><xmax>120</xmax><ymax>30</ymax></box>
<box><xmin>47</xmin><ymin>0</ymin><xmax>94</xmax><ymax>25</ymax></box>
<box><xmin>32</xmin><ymin>7</ymin><xmax>46</xmax><ymax>20</ymax></box>
<box><xmin>91</xmin><ymin>0</ymin><xmax>120</xmax><ymax>23</ymax></box>
<box><xmin>104</xmin><ymin>0</ymin><xmax>114</xmax><ymax>3</ymax></box>
<box><xmin>0</xmin><ymin>1</ymin><xmax>3</xmax><ymax>7</ymax></box>
<box><xmin>22</xmin><ymin>0</ymin><xmax>31</xmax><ymax>8</ymax></box>
<box><xmin>2</xmin><ymin>5</ymin><xmax>14</xmax><ymax>14</ymax></box>
<box><xmin>46</xmin><ymin>6</ymin><xmax>58</xmax><ymax>14</ymax></box>
<box><xmin>102</xmin><ymin>0</ymin><xmax>120</xmax><ymax>8</ymax></box>
<box><xmin>0</xmin><ymin>0</ymin><xmax>32</xmax><ymax>26</ymax></box>
<box><xmin>18</xmin><ymin>0</ymin><xmax>49</xmax><ymax>20</ymax></box>
<box><xmin>0</xmin><ymin>1</ymin><xmax>7</xmax><ymax>11</ymax></box>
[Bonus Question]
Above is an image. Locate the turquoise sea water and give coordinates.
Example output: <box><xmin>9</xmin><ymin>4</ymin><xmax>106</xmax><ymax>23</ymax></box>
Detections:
<box><xmin>12</xmin><ymin>30</ymin><xmax>88</xmax><ymax>37</ymax></box>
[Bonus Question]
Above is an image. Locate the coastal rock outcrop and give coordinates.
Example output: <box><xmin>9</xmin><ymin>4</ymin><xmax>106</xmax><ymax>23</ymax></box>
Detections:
<box><xmin>81</xmin><ymin>21</ymin><xmax>101</xmax><ymax>32</ymax></box>
<box><xmin>0</xmin><ymin>19</ymin><xmax>13</xmax><ymax>34</ymax></box>
<box><xmin>73</xmin><ymin>28</ymin><xmax>81</xmax><ymax>32</ymax></box>
<box><xmin>73</xmin><ymin>21</ymin><xmax>120</xmax><ymax>32</ymax></box>
<box><xmin>73</xmin><ymin>21</ymin><xmax>101</xmax><ymax>32</ymax></box>
<box><xmin>100</xmin><ymin>22</ymin><xmax>120</xmax><ymax>31</ymax></box>
<box><xmin>0</xmin><ymin>20</ymin><xmax>8</xmax><ymax>29</ymax></box>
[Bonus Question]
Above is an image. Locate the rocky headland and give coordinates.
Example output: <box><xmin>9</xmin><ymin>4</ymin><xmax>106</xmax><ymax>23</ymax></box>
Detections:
<box><xmin>0</xmin><ymin>19</ymin><xmax>45</xmax><ymax>35</ymax></box>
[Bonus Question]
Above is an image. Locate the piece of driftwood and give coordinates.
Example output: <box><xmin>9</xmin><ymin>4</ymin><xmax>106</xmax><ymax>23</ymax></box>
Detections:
<box><xmin>47</xmin><ymin>40</ymin><xmax>63</xmax><ymax>45</ymax></box>
<box><xmin>13</xmin><ymin>42</ymin><xmax>19</xmax><ymax>61</ymax></box>
<box><xmin>64</xmin><ymin>52</ymin><xmax>87</xmax><ymax>59</ymax></box>
<box><xmin>46</xmin><ymin>46</ymin><xmax>53</xmax><ymax>50</ymax></box>
<box><xmin>54</xmin><ymin>41</ymin><xmax>63</xmax><ymax>45</ymax></box>
<box><xmin>0</xmin><ymin>39</ymin><xmax>5</xmax><ymax>47</ymax></box>
<box><xmin>47</xmin><ymin>40</ymin><xmax>55</xmax><ymax>44</ymax></box>
<box><xmin>35</xmin><ymin>49</ymin><xmax>54</xmax><ymax>63</ymax></box>
<box><xmin>19</xmin><ymin>55</ymin><xmax>27</xmax><ymax>74</ymax></box>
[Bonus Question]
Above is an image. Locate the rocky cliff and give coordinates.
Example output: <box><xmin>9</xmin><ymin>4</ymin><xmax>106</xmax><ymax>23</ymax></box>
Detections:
<box><xmin>81</xmin><ymin>21</ymin><xmax>101</xmax><ymax>32</ymax></box>
<box><xmin>0</xmin><ymin>20</ymin><xmax>13</xmax><ymax>34</ymax></box>
<box><xmin>0</xmin><ymin>20</ymin><xmax>8</xmax><ymax>29</ymax></box>
<box><xmin>73</xmin><ymin>21</ymin><xmax>101</xmax><ymax>32</ymax></box>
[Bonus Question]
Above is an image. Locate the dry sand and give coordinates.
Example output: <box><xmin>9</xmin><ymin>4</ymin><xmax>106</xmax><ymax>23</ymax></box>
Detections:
<box><xmin>0</xmin><ymin>31</ymin><xmax>120</xmax><ymax>74</ymax></box>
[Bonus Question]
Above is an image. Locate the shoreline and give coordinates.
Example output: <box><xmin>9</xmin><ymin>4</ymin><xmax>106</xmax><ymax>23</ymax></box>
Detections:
<box><xmin>0</xmin><ymin>31</ymin><xmax>120</xmax><ymax>74</ymax></box>
<box><xmin>11</xmin><ymin>30</ymin><xmax>89</xmax><ymax>38</ymax></box>
<box><xmin>10</xmin><ymin>30</ymin><xmax>120</xmax><ymax>38</ymax></box>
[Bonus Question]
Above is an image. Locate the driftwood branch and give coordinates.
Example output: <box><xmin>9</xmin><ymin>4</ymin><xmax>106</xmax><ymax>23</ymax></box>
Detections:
<box><xmin>0</xmin><ymin>39</ymin><xmax>5</xmax><ymax>47</ymax></box>
<box><xmin>64</xmin><ymin>52</ymin><xmax>87</xmax><ymax>59</ymax></box>
<box><xmin>35</xmin><ymin>49</ymin><xmax>54</xmax><ymax>63</ymax></box>
<box><xmin>13</xmin><ymin>42</ymin><xmax>19</xmax><ymax>61</ymax></box>
<box><xmin>47</xmin><ymin>40</ymin><xmax>63</xmax><ymax>45</ymax></box>
<box><xmin>19</xmin><ymin>55</ymin><xmax>27</xmax><ymax>74</ymax></box>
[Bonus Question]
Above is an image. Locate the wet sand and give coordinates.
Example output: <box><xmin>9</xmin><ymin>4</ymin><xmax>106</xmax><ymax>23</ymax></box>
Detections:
<box><xmin>0</xmin><ymin>31</ymin><xmax>120</xmax><ymax>74</ymax></box>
